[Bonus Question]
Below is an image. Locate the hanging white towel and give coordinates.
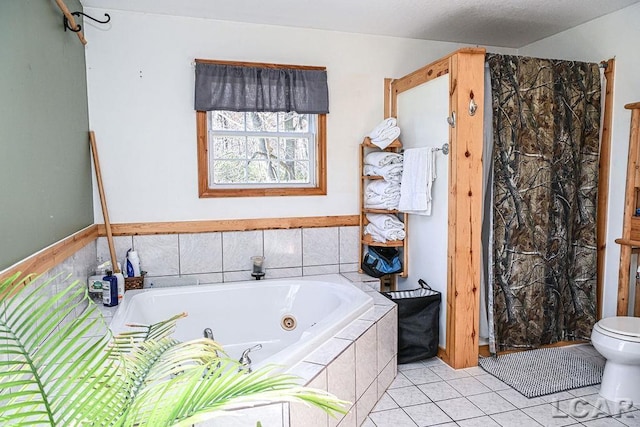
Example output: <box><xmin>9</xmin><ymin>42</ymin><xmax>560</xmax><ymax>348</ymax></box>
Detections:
<box><xmin>398</xmin><ymin>147</ymin><xmax>436</xmax><ymax>216</ymax></box>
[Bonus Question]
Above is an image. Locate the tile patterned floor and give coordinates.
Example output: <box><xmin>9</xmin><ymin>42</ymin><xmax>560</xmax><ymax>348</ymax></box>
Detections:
<box><xmin>364</xmin><ymin>344</ymin><xmax>640</xmax><ymax>427</ymax></box>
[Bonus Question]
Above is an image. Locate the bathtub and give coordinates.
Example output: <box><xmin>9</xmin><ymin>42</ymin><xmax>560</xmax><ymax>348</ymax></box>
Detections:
<box><xmin>109</xmin><ymin>274</ymin><xmax>374</xmax><ymax>370</ymax></box>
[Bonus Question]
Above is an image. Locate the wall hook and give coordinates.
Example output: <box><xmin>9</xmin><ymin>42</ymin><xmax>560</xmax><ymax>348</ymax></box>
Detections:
<box><xmin>469</xmin><ymin>99</ymin><xmax>478</xmax><ymax>116</ymax></box>
<box><xmin>64</xmin><ymin>11</ymin><xmax>111</xmax><ymax>33</ymax></box>
<box><xmin>447</xmin><ymin>111</ymin><xmax>456</xmax><ymax>128</ymax></box>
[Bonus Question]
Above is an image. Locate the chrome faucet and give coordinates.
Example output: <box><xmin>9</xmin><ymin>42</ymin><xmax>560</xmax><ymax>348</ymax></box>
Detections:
<box><xmin>203</xmin><ymin>328</ymin><xmax>214</xmax><ymax>340</ymax></box>
<box><xmin>203</xmin><ymin>328</ymin><xmax>222</xmax><ymax>374</ymax></box>
<box><xmin>238</xmin><ymin>344</ymin><xmax>262</xmax><ymax>373</ymax></box>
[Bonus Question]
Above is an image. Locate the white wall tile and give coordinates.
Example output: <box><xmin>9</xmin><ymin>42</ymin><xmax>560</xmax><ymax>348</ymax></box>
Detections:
<box><xmin>356</xmin><ymin>324</ymin><xmax>377</xmax><ymax>399</ymax></box>
<box><xmin>264</xmin><ymin>229</ymin><xmax>302</xmax><ymax>268</ymax></box>
<box><xmin>336</xmin><ymin>407</ymin><xmax>356</xmax><ymax>427</ymax></box>
<box><xmin>266</xmin><ymin>267</ymin><xmax>303</xmax><ymax>279</ymax></box>
<box><xmin>303</xmin><ymin>264</ymin><xmax>339</xmax><ymax>276</ymax></box>
<box><xmin>179</xmin><ymin>232</ymin><xmax>222</xmax><ymax>274</ymax></box>
<box><xmin>377</xmin><ymin>356</ymin><xmax>397</xmax><ymax>400</ymax></box>
<box><xmin>339</xmin><ymin>226</ymin><xmax>360</xmax><ymax>264</ymax></box>
<box><xmin>303</xmin><ymin>227</ymin><xmax>339</xmax><ymax>266</ymax></box>
<box><xmin>356</xmin><ymin>381</ymin><xmax>378</xmax><ymax>427</ymax></box>
<box><xmin>327</xmin><ymin>344</ymin><xmax>356</xmax><ymax>427</ymax></box>
<box><xmin>290</xmin><ymin>368</ymin><xmax>328</xmax><ymax>427</ymax></box>
<box><xmin>222</xmin><ymin>230</ymin><xmax>263</xmax><ymax>271</ymax></box>
<box><xmin>222</xmin><ymin>271</ymin><xmax>253</xmax><ymax>282</ymax></box>
<box><xmin>182</xmin><ymin>273</ymin><xmax>223</xmax><ymax>285</ymax></box>
<box><xmin>132</xmin><ymin>235</ymin><xmax>179</xmax><ymax>276</ymax></box>
<box><xmin>339</xmin><ymin>263</ymin><xmax>359</xmax><ymax>273</ymax></box>
<box><xmin>377</xmin><ymin>306</ymin><xmax>397</xmax><ymax>373</ymax></box>
<box><xmin>306</xmin><ymin>338</ymin><xmax>352</xmax><ymax>366</ymax></box>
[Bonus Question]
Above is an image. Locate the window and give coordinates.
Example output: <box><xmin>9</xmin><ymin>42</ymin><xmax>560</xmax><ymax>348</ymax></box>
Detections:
<box><xmin>195</xmin><ymin>60</ymin><xmax>328</xmax><ymax>198</ymax></box>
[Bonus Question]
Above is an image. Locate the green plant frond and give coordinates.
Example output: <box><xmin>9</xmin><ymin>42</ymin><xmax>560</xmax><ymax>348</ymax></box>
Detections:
<box><xmin>0</xmin><ymin>274</ymin><xmax>123</xmax><ymax>426</ymax></box>
<box><xmin>113</xmin><ymin>312</ymin><xmax>188</xmax><ymax>350</ymax></box>
<box><xmin>122</xmin><ymin>358</ymin><xmax>348</xmax><ymax>427</ymax></box>
<box><xmin>0</xmin><ymin>272</ymin><xmax>33</xmax><ymax>297</ymax></box>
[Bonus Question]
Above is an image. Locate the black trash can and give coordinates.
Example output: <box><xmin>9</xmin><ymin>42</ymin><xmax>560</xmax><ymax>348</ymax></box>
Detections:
<box><xmin>383</xmin><ymin>279</ymin><xmax>441</xmax><ymax>364</ymax></box>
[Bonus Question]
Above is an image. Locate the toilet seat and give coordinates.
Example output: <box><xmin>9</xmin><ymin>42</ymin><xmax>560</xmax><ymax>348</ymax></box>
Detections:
<box><xmin>595</xmin><ymin>317</ymin><xmax>640</xmax><ymax>342</ymax></box>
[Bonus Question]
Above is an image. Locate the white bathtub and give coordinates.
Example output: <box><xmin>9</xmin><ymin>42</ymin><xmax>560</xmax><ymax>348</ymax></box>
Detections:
<box><xmin>109</xmin><ymin>274</ymin><xmax>374</xmax><ymax>370</ymax></box>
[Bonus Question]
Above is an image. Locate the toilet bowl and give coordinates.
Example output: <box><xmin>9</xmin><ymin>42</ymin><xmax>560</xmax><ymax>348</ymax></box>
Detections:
<box><xmin>591</xmin><ymin>316</ymin><xmax>640</xmax><ymax>404</ymax></box>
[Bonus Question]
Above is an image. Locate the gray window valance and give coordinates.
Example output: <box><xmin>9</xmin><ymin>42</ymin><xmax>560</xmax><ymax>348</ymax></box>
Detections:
<box><xmin>194</xmin><ymin>62</ymin><xmax>329</xmax><ymax>114</ymax></box>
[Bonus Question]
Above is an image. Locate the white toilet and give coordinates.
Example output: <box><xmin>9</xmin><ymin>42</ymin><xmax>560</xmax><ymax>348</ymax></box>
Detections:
<box><xmin>591</xmin><ymin>316</ymin><xmax>640</xmax><ymax>403</ymax></box>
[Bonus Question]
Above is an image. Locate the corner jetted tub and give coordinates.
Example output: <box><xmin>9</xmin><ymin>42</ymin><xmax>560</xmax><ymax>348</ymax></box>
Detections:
<box><xmin>109</xmin><ymin>274</ymin><xmax>374</xmax><ymax>370</ymax></box>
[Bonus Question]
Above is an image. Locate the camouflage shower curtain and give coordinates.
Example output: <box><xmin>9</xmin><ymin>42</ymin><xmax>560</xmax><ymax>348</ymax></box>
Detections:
<box><xmin>487</xmin><ymin>54</ymin><xmax>601</xmax><ymax>351</ymax></box>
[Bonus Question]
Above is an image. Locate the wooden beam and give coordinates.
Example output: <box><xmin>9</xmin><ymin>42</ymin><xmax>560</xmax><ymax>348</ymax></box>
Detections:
<box><xmin>96</xmin><ymin>215</ymin><xmax>360</xmax><ymax>236</ymax></box>
<box><xmin>596</xmin><ymin>58</ymin><xmax>615</xmax><ymax>320</ymax></box>
<box><xmin>391</xmin><ymin>47</ymin><xmax>486</xmax><ymax>96</ymax></box>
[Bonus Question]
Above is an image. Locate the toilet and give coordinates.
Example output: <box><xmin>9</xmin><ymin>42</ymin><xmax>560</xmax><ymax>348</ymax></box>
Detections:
<box><xmin>591</xmin><ymin>316</ymin><xmax>640</xmax><ymax>404</ymax></box>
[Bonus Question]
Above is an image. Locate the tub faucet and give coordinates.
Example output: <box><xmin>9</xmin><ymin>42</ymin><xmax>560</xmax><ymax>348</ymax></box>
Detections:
<box><xmin>238</xmin><ymin>344</ymin><xmax>262</xmax><ymax>374</ymax></box>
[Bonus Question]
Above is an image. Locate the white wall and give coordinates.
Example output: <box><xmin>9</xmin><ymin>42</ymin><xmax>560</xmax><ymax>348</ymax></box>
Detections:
<box><xmin>83</xmin><ymin>8</ymin><xmax>479</xmax><ymax>223</ymax></box>
<box><xmin>396</xmin><ymin>75</ymin><xmax>450</xmax><ymax>347</ymax></box>
<box><xmin>519</xmin><ymin>2</ymin><xmax>640</xmax><ymax>318</ymax></box>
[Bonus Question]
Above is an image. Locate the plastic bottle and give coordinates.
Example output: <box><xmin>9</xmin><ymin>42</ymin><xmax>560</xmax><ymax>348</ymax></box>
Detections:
<box><xmin>114</xmin><ymin>271</ymin><xmax>125</xmax><ymax>303</ymax></box>
<box><xmin>102</xmin><ymin>271</ymin><xmax>118</xmax><ymax>307</ymax></box>
<box><xmin>126</xmin><ymin>250</ymin><xmax>141</xmax><ymax>277</ymax></box>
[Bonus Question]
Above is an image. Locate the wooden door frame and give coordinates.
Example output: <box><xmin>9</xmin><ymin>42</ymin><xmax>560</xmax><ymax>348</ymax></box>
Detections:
<box><xmin>388</xmin><ymin>47</ymin><xmax>486</xmax><ymax>368</ymax></box>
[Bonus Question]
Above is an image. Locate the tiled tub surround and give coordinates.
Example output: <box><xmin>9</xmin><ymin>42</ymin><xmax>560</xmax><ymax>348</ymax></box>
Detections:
<box><xmin>196</xmin><ymin>273</ymin><xmax>398</xmax><ymax>427</ymax></box>
<box><xmin>96</xmin><ymin>226</ymin><xmax>361</xmax><ymax>285</ymax></box>
<box><xmin>85</xmin><ymin>272</ymin><xmax>396</xmax><ymax>427</ymax></box>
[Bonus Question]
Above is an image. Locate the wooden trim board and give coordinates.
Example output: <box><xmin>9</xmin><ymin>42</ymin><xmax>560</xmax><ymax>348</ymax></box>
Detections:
<box><xmin>97</xmin><ymin>215</ymin><xmax>359</xmax><ymax>236</ymax></box>
<box><xmin>0</xmin><ymin>225</ymin><xmax>98</xmax><ymax>283</ymax></box>
<box><xmin>596</xmin><ymin>58</ymin><xmax>615</xmax><ymax>320</ymax></box>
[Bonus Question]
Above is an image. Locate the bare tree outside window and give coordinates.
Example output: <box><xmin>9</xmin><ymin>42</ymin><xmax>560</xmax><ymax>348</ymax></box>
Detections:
<box><xmin>209</xmin><ymin>111</ymin><xmax>314</xmax><ymax>187</ymax></box>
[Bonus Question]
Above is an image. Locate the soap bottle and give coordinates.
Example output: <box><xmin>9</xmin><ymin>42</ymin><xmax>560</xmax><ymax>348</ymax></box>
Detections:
<box><xmin>114</xmin><ymin>270</ymin><xmax>125</xmax><ymax>304</ymax></box>
<box><xmin>126</xmin><ymin>250</ymin><xmax>141</xmax><ymax>277</ymax></box>
<box><xmin>102</xmin><ymin>271</ymin><xmax>118</xmax><ymax>307</ymax></box>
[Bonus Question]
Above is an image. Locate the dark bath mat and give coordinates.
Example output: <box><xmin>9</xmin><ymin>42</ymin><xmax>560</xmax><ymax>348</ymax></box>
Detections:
<box><xmin>478</xmin><ymin>347</ymin><xmax>604</xmax><ymax>398</ymax></box>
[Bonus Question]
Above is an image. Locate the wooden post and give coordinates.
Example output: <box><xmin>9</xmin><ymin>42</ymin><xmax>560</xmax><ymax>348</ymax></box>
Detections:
<box><xmin>596</xmin><ymin>59</ymin><xmax>615</xmax><ymax>320</ymax></box>
<box><xmin>445</xmin><ymin>51</ymin><xmax>485</xmax><ymax>368</ymax></box>
<box><xmin>618</xmin><ymin>104</ymin><xmax>640</xmax><ymax>315</ymax></box>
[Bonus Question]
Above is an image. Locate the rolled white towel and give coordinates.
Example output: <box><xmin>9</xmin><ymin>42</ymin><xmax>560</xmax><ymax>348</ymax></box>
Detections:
<box><xmin>364</xmin><ymin>196</ymin><xmax>399</xmax><ymax>210</ymax></box>
<box><xmin>364</xmin><ymin>164</ymin><xmax>403</xmax><ymax>183</ymax></box>
<box><xmin>366</xmin><ymin>213</ymin><xmax>405</xmax><ymax>231</ymax></box>
<box><xmin>371</xmin><ymin>126</ymin><xmax>401</xmax><ymax>149</ymax></box>
<box><xmin>366</xmin><ymin>180</ymin><xmax>401</xmax><ymax>197</ymax></box>
<box><xmin>368</xmin><ymin>117</ymin><xmax>397</xmax><ymax>140</ymax></box>
<box><xmin>364</xmin><ymin>152</ymin><xmax>403</xmax><ymax>167</ymax></box>
<box><xmin>365</xmin><ymin>222</ymin><xmax>406</xmax><ymax>242</ymax></box>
